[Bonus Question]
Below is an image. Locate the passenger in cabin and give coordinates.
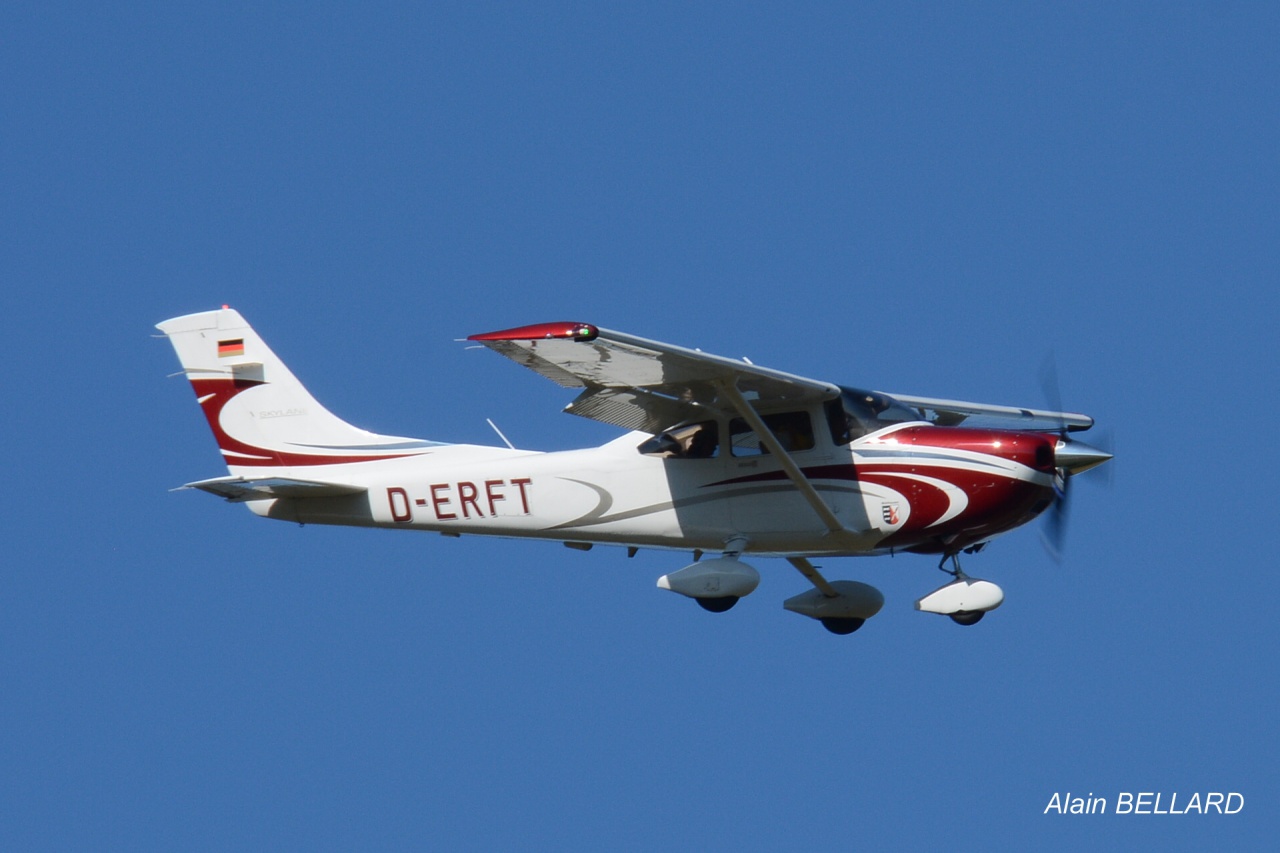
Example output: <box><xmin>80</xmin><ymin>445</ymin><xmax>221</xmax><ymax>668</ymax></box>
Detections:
<box><xmin>639</xmin><ymin>421</ymin><xmax>719</xmax><ymax>459</ymax></box>
<box><xmin>684</xmin><ymin>424</ymin><xmax>718</xmax><ymax>458</ymax></box>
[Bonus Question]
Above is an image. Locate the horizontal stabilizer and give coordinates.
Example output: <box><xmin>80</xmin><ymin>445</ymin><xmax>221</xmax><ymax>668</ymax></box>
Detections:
<box><xmin>179</xmin><ymin>476</ymin><xmax>367</xmax><ymax>503</ymax></box>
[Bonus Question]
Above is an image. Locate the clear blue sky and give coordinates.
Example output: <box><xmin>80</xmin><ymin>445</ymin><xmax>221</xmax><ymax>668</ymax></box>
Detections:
<box><xmin>4</xmin><ymin>3</ymin><xmax>1277</xmax><ymax>850</ymax></box>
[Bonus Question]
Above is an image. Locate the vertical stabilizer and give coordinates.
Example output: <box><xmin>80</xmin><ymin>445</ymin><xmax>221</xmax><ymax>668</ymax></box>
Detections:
<box><xmin>157</xmin><ymin>307</ymin><xmax>439</xmax><ymax>474</ymax></box>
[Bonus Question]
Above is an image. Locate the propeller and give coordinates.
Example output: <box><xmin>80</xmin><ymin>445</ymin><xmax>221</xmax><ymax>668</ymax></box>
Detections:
<box><xmin>1038</xmin><ymin>355</ymin><xmax>1113</xmax><ymax>561</ymax></box>
<box><xmin>1041</xmin><ymin>469</ymin><xmax>1070</xmax><ymax>562</ymax></box>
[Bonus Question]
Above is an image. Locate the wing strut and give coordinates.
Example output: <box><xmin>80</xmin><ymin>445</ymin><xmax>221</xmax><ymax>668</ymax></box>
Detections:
<box><xmin>715</xmin><ymin>379</ymin><xmax>845</xmax><ymax>535</ymax></box>
<box><xmin>786</xmin><ymin>556</ymin><xmax>839</xmax><ymax>597</ymax></box>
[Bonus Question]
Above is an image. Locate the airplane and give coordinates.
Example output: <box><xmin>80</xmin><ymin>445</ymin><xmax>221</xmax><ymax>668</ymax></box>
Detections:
<box><xmin>157</xmin><ymin>307</ymin><xmax>1112</xmax><ymax>635</ymax></box>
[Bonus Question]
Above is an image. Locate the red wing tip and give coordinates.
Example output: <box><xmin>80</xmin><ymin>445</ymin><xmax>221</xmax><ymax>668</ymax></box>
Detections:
<box><xmin>468</xmin><ymin>322</ymin><xmax>598</xmax><ymax>343</ymax></box>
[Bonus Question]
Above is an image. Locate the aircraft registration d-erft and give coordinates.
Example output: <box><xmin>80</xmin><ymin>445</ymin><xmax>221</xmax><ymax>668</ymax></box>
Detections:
<box><xmin>158</xmin><ymin>307</ymin><xmax>1111</xmax><ymax>635</ymax></box>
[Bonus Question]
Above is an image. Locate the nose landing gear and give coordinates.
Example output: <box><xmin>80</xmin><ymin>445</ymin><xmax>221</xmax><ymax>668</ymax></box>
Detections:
<box><xmin>915</xmin><ymin>552</ymin><xmax>1004</xmax><ymax>626</ymax></box>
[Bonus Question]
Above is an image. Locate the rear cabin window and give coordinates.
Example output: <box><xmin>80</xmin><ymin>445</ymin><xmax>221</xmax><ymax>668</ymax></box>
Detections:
<box><xmin>729</xmin><ymin>411</ymin><xmax>814</xmax><ymax>457</ymax></box>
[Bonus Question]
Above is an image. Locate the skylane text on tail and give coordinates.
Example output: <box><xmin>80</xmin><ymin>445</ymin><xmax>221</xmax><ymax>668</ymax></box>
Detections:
<box><xmin>159</xmin><ymin>307</ymin><xmax>1110</xmax><ymax>635</ymax></box>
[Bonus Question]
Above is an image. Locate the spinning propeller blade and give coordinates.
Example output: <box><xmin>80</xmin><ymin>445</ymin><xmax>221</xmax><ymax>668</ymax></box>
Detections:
<box><xmin>1038</xmin><ymin>355</ymin><xmax>1112</xmax><ymax>562</ymax></box>
<box><xmin>1041</xmin><ymin>472</ymin><xmax>1070</xmax><ymax>562</ymax></box>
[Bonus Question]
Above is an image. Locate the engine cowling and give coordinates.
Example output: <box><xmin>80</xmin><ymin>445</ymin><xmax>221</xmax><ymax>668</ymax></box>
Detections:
<box><xmin>657</xmin><ymin>557</ymin><xmax>761</xmax><ymax>600</ymax></box>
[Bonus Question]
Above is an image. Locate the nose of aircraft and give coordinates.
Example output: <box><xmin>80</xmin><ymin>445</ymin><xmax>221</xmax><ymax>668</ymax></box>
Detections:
<box><xmin>1054</xmin><ymin>438</ymin><xmax>1113</xmax><ymax>474</ymax></box>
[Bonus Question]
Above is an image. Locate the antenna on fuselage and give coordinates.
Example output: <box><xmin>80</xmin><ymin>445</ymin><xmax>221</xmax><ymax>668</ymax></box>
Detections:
<box><xmin>486</xmin><ymin>418</ymin><xmax>516</xmax><ymax>450</ymax></box>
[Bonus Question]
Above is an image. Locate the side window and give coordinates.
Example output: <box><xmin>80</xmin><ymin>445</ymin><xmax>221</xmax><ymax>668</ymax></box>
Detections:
<box><xmin>638</xmin><ymin>421</ymin><xmax>720</xmax><ymax>459</ymax></box>
<box><xmin>729</xmin><ymin>411</ymin><xmax>815</xmax><ymax>457</ymax></box>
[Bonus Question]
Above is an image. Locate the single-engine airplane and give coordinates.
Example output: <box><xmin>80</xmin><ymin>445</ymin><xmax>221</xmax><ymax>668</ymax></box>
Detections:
<box><xmin>158</xmin><ymin>307</ymin><xmax>1111</xmax><ymax>634</ymax></box>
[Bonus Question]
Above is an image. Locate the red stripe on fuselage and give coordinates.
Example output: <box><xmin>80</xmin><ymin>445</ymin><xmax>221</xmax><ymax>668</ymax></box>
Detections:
<box><xmin>890</xmin><ymin>426</ymin><xmax>1056</xmax><ymax>473</ymax></box>
<box><xmin>859</xmin><ymin>426</ymin><xmax>1055</xmax><ymax>550</ymax></box>
<box><xmin>701</xmin><ymin>426</ymin><xmax>1054</xmax><ymax>551</ymax></box>
<box><xmin>188</xmin><ymin>378</ymin><xmax>425</xmax><ymax>467</ymax></box>
<box><xmin>857</xmin><ymin>465</ymin><xmax>1051</xmax><ymax>549</ymax></box>
<box><xmin>706</xmin><ymin>463</ymin><xmax>858</xmax><ymax>488</ymax></box>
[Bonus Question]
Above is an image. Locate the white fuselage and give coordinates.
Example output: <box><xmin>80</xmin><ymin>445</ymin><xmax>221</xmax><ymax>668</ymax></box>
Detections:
<box><xmin>242</xmin><ymin>421</ymin><xmax>1049</xmax><ymax>558</ymax></box>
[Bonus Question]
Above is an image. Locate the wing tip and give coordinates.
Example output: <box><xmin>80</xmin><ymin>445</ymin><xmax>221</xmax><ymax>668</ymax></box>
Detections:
<box><xmin>467</xmin><ymin>322</ymin><xmax>598</xmax><ymax>343</ymax></box>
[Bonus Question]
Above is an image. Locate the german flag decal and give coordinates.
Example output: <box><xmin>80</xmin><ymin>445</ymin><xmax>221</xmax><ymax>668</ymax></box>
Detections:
<box><xmin>218</xmin><ymin>339</ymin><xmax>245</xmax><ymax>358</ymax></box>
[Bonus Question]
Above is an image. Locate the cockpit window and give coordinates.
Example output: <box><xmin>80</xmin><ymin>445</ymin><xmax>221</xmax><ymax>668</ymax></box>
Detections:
<box><xmin>729</xmin><ymin>411</ymin><xmax>815</xmax><ymax>457</ymax></box>
<box><xmin>826</xmin><ymin>387</ymin><xmax>922</xmax><ymax>445</ymax></box>
<box><xmin>638</xmin><ymin>421</ymin><xmax>720</xmax><ymax>458</ymax></box>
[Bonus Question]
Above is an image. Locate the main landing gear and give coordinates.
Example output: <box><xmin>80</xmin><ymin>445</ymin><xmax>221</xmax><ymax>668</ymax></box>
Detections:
<box><xmin>658</xmin><ymin>542</ymin><xmax>1005</xmax><ymax>634</ymax></box>
<box><xmin>914</xmin><ymin>552</ymin><xmax>1005</xmax><ymax>626</ymax></box>
<box><xmin>781</xmin><ymin>557</ymin><xmax>885</xmax><ymax>634</ymax></box>
<box><xmin>819</xmin><ymin>617</ymin><xmax>865</xmax><ymax>635</ymax></box>
<box><xmin>696</xmin><ymin>595</ymin><xmax>740</xmax><ymax>613</ymax></box>
<box><xmin>657</xmin><ymin>538</ymin><xmax>761</xmax><ymax>613</ymax></box>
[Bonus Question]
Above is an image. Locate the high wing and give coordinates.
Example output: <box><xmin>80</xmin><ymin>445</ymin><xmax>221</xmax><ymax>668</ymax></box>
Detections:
<box><xmin>468</xmin><ymin>321</ymin><xmax>1096</xmax><ymax>435</ymax></box>
<box><xmin>885</xmin><ymin>391</ymin><xmax>1095</xmax><ymax>432</ymax></box>
<box><xmin>468</xmin><ymin>322</ymin><xmax>840</xmax><ymax>433</ymax></box>
<box><xmin>881</xmin><ymin>393</ymin><xmax>1094</xmax><ymax>432</ymax></box>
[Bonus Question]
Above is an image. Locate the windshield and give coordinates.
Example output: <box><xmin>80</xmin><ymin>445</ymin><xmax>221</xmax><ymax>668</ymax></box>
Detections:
<box><xmin>826</xmin><ymin>386</ymin><xmax>923</xmax><ymax>444</ymax></box>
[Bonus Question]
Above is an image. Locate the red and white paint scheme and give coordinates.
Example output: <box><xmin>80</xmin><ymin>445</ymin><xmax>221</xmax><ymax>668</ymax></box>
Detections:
<box><xmin>158</xmin><ymin>307</ymin><xmax>1111</xmax><ymax>634</ymax></box>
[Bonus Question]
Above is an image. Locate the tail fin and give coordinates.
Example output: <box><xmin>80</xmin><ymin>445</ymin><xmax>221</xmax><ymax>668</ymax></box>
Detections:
<box><xmin>157</xmin><ymin>307</ymin><xmax>439</xmax><ymax>473</ymax></box>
